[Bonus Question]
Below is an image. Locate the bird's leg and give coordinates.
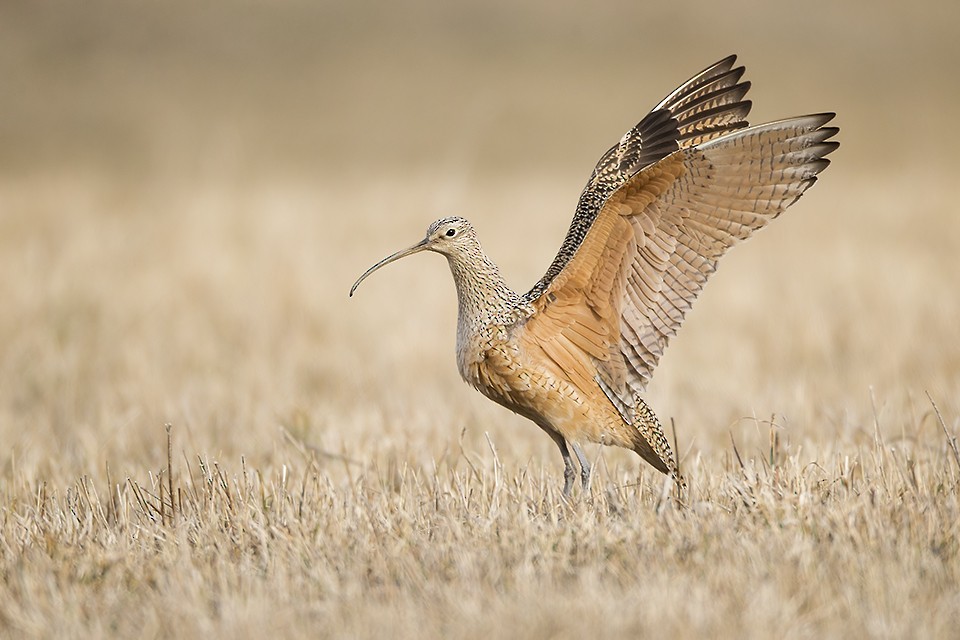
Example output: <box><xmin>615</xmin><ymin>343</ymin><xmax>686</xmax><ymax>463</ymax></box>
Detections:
<box><xmin>571</xmin><ymin>442</ymin><xmax>592</xmax><ymax>492</ymax></box>
<box><xmin>546</xmin><ymin>430</ymin><xmax>576</xmax><ymax>498</ymax></box>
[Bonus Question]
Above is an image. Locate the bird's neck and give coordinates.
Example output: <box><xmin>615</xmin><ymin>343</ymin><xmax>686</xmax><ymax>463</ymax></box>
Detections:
<box><xmin>446</xmin><ymin>249</ymin><xmax>523</xmax><ymax>335</ymax></box>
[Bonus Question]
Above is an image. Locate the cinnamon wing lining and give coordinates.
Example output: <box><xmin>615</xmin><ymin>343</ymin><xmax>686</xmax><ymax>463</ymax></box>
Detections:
<box><xmin>520</xmin><ymin>113</ymin><xmax>839</xmax><ymax>419</ymax></box>
<box><xmin>516</xmin><ymin>154</ymin><xmax>686</xmax><ymax>410</ymax></box>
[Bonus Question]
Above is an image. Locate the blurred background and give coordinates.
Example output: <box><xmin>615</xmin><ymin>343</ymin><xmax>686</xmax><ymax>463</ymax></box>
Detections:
<box><xmin>1</xmin><ymin>0</ymin><xmax>958</xmax><ymax>478</ymax></box>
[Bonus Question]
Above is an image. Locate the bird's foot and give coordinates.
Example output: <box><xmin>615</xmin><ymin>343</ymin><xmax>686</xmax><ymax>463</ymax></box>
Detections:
<box><xmin>562</xmin><ymin>465</ymin><xmax>576</xmax><ymax>499</ymax></box>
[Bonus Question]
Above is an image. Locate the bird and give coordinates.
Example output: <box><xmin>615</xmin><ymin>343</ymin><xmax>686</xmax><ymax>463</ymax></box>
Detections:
<box><xmin>350</xmin><ymin>55</ymin><xmax>838</xmax><ymax>497</ymax></box>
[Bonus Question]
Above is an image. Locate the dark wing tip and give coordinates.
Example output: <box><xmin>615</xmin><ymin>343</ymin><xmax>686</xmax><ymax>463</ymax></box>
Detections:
<box><xmin>812</xmin><ymin>112</ymin><xmax>837</xmax><ymax>127</ymax></box>
<box><xmin>702</xmin><ymin>55</ymin><xmax>743</xmax><ymax>83</ymax></box>
<box><xmin>817</xmin><ymin>140</ymin><xmax>841</xmax><ymax>157</ymax></box>
<box><xmin>810</xmin><ymin>119</ymin><xmax>839</xmax><ymax>152</ymax></box>
<box><xmin>808</xmin><ymin>158</ymin><xmax>832</xmax><ymax>175</ymax></box>
<box><xmin>718</xmin><ymin>54</ymin><xmax>738</xmax><ymax>67</ymax></box>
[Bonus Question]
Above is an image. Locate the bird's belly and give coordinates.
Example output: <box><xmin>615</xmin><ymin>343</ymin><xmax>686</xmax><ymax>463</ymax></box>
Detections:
<box><xmin>462</xmin><ymin>343</ymin><xmax>625</xmax><ymax>446</ymax></box>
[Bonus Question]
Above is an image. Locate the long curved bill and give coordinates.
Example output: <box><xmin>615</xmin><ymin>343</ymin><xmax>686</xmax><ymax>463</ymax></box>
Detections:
<box><xmin>349</xmin><ymin>238</ymin><xmax>429</xmax><ymax>297</ymax></box>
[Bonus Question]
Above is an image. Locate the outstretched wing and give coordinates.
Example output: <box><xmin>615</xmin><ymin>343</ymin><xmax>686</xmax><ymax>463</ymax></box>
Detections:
<box><xmin>524</xmin><ymin>55</ymin><xmax>753</xmax><ymax>303</ymax></box>
<box><xmin>518</xmin><ymin>113</ymin><xmax>839</xmax><ymax>419</ymax></box>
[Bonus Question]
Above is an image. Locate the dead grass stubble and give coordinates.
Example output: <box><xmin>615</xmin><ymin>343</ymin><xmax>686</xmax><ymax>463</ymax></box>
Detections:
<box><xmin>1</xmin><ymin>416</ymin><xmax>959</xmax><ymax>638</ymax></box>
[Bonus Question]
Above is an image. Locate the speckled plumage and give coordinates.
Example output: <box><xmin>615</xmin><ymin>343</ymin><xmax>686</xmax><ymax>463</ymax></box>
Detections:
<box><xmin>350</xmin><ymin>56</ymin><xmax>838</xmax><ymax>497</ymax></box>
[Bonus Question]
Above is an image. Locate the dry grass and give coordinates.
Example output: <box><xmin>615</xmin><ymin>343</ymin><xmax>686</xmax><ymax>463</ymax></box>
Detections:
<box><xmin>2</xmin><ymin>426</ymin><xmax>959</xmax><ymax>638</ymax></box>
<box><xmin>2</xmin><ymin>1</ymin><xmax>960</xmax><ymax>638</ymax></box>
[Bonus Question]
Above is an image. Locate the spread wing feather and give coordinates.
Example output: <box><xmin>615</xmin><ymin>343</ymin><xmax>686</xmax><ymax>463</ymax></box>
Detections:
<box><xmin>524</xmin><ymin>55</ymin><xmax>752</xmax><ymax>303</ymax></box>
<box><xmin>520</xmin><ymin>107</ymin><xmax>838</xmax><ymax>418</ymax></box>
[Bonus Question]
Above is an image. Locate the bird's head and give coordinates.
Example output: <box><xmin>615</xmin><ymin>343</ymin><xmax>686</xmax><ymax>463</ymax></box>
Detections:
<box><xmin>349</xmin><ymin>216</ymin><xmax>477</xmax><ymax>296</ymax></box>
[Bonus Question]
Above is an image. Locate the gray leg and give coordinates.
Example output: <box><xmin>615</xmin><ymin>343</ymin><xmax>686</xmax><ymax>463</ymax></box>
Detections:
<box><xmin>546</xmin><ymin>430</ymin><xmax>576</xmax><ymax>498</ymax></box>
<box><xmin>571</xmin><ymin>442</ymin><xmax>592</xmax><ymax>491</ymax></box>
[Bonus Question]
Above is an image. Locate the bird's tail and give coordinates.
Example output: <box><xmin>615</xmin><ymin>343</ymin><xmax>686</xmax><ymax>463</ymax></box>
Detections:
<box><xmin>632</xmin><ymin>396</ymin><xmax>686</xmax><ymax>494</ymax></box>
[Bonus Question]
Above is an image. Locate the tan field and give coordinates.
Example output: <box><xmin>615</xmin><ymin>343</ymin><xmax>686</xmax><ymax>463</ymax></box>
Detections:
<box><xmin>2</xmin><ymin>1</ymin><xmax>959</xmax><ymax>637</ymax></box>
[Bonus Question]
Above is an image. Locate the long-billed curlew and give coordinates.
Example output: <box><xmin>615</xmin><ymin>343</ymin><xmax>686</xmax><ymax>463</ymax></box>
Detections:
<box><xmin>350</xmin><ymin>56</ymin><xmax>838</xmax><ymax>496</ymax></box>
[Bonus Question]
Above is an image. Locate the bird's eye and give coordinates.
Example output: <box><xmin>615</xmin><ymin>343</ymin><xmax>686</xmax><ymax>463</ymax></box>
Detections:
<box><xmin>445</xmin><ymin>228</ymin><xmax>456</xmax><ymax>237</ymax></box>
